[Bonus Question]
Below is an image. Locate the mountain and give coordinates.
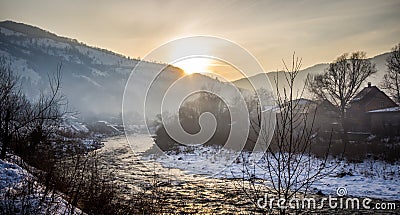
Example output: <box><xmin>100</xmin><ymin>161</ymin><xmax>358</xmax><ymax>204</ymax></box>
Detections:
<box><xmin>0</xmin><ymin>20</ymin><xmax>392</xmax><ymax>122</ymax></box>
<box><xmin>233</xmin><ymin>52</ymin><xmax>391</xmax><ymax>97</ymax></box>
<box><xmin>0</xmin><ymin>20</ymin><xmax>229</xmax><ymax>122</ymax></box>
<box><xmin>233</xmin><ymin>63</ymin><xmax>328</xmax><ymax>94</ymax></box>
<box><xmin>0</xmin><ymin>20</ymin><xmax>139</xmax><ymax>119</ymax></box>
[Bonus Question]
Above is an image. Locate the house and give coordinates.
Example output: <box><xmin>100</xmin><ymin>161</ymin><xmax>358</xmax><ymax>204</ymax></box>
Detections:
<box><xmin>367</xmin><ymin>107</ymin><xmax>400</xmax><ymax>136</ymax></box>
<box><xmin>281</xmin><ymin>98</ymin><xmax>341</xmax><ymax>135</ymax></box>
<box><xmin>346</xmin><ymin>82</ymin><xmax>398</xmax><ymax>133</ymax></box>
<box><xmin>313</xmin><ymin>99</ymin><xmax>341</xmax><ymax>134</ymax></box>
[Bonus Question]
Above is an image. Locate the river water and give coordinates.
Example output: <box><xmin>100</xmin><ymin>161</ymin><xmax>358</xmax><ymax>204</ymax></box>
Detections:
<box><xmin>97</xmin><ymin>134</ymin><xmax>261</xmax><ymax>214</ymax></box>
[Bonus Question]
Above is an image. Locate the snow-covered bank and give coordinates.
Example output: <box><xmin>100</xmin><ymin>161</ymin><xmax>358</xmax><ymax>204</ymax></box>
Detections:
<box><xmin>143</xmin><ymin>145</ymin><xmax>400</xmax><ymax>201</ymax></box>
<box><xmin>0</xmin><ymin>158</ymin><xmax>83</xmax><ymax>214</ymax></box>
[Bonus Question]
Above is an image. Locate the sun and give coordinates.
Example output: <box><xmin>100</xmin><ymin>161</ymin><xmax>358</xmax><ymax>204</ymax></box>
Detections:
<box><xmin>173</xmin><ymin>58</ymin><xmax>211</xmax><ymax>75</ymax></box>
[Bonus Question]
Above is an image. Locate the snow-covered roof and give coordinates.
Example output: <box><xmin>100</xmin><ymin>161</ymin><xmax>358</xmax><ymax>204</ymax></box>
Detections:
<box><xmin>367</xmin><ymin>106</ymin><xmax>400</xmax><ymax>113</ymax></box>
<box><xmin>292</xmin><ymin>98</ymin><xmax>314</xmax><ymax>105</ymax></box>
<box><xmin>350</xmin><ymin>86</ymin><xmax>379</xmax><ymax>103</ymax></box>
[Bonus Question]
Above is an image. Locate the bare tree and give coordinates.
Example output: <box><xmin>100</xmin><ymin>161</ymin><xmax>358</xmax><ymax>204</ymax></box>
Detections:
<box><xmin>26</xmin><ymin>64</ymin><xmax>68</xmax><ymax>152</ymax></box>
<box><xmin>238</xmin><ymin>54</ymin><xmax>337</xmax><ymax>214</ymax></box>
<box><xmin>306</xmin><ymin>51</ymin><xmax>377</xmax><ymax>138</ymax></box>
<box><xmin>0</xmin><ymin>59</ymin><xmax>67</xmax><ymax>159</ymax></box>
<box><xmin>0</xmin><ymin>59</ymin><xmax>28</xmax><ymax>159</ymax></box>
<box><xmin>381</xmin><ymin>43</ymin><xmax>400</xmax><ymax>104</ymax></box>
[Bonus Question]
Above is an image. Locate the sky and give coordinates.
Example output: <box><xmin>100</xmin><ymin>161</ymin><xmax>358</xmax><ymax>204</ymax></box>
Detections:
<box><xmin>1</xmin><ymin>0</ymin><xmax>399</xmax><ymax>80</ymax></box>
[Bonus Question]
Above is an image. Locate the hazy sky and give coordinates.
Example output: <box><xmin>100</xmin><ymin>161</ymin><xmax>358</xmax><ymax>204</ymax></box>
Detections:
<box><xmin>1</xmin><ymin>0</ymin><xmax>399</xmax><ymax>79</ymax></box>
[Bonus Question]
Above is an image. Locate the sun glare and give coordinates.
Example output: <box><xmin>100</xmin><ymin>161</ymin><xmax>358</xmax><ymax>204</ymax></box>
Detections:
<box><xmin>173</xmin><ymin>58</ymin><xmax>211</xmax><ymax>75</ymax></box>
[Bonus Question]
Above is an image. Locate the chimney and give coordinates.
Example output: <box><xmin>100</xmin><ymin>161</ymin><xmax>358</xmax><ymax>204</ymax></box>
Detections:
<box><xmin>368</xmin><ymin>82</ymin><xmax>371</xmax><ymax>88</ymax></box>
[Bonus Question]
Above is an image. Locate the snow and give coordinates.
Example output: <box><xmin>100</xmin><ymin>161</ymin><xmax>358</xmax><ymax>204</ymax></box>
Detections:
<box><xmin>368</xmin><ymin>106</ymin><xmax>400</xmax><ymax>113</ymax></box>
<box><xmin>114</xmin><ymin>67</ymin><xmax>132</xmax><ymax>74</ymax></box>
<box><xmin>143</xmin><ymin>144</ymin><xmax>400</xmax><ymax>201</ymax></box>
<box><xmin>61</xmin><ymin>115</ymin><xmax>89</xmax><ymax>133</ymax></box>
<box><xmin>0</xmin><ymin>158</ymin><xmax>84</xmax><ymax>214</ymax></box>
<box><xmin>12</xmin><ymin>58</ymin><xmax>41</xmax><ymax>84</ymax></box>
<box><xmin>91</xmin><ymin>68</ymin><xmax>109</xmax><ymax>77</ymax></box>
<box><xmin>72</xmin><ymin>73</ymin><xmax>103</xmax><ymax>88</ymax></box>
<box><xmin>35</xmin><ymin>38</ymin><xmax>71</xmax><ymax>50</ymax></box>
<box><xmin>0</xmin><ymin>27</ymin><xmax>26</xmax><ymax>37</ymax></box>
<box><xmin>311</xmin><ymin>159</ymin><xmax>400</xmax><ymax>200</ymax></box>
<box><xmin>0</xmin><ymin>50</ymin><xmax>41</xmax><ymax>85</ymax></box>
<box><xmin>1</xmin><ymin>26</ymin><xmax>133</xmax><ymax>68</ymax></box>
<box><xmin>0</xmin><ymin>159</ymin><xmax>29</xmax><ymax>191</ymax></box>
<box><xmin>75</xmin><ymin>45</ymin><xmax>124</xmax><ymax>66</ymax></box>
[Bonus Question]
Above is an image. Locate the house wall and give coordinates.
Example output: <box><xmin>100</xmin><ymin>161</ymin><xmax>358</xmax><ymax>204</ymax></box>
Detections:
<box><xmin>370</xmin><ymin>112</ymin><xmax>400</xmax><ymax>136</ymax></box>
<box><xmin>314</xmin><ymin>103</ymin><xmax>341</xmax><ymax>132</ymax></box>
<box><xmin>347</xmin><ymin>89</ymin><xmax>398</xmax><ymax>132</ymax></box>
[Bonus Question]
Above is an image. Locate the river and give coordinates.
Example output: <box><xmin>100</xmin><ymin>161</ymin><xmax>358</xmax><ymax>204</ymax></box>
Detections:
<box><xmin>97</xmin><ymin>134</ymin><xmax>261</xmax><ymax>214</ymax></box>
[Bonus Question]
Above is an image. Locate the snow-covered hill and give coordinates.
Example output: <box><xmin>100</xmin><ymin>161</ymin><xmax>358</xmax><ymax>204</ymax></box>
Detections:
<box><xmin>0</xmin><ymin>21</ymin><xmax>139</xmax><ymax>118</ymax></box>
<box><xmin>0</xmin><ymin>21</ymin><xmax>234</xmax><ymax>123</ymax></box>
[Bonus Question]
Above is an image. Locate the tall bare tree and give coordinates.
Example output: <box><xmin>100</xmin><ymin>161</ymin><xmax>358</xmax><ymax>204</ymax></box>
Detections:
<box><xmin>238</xmin><ymin>54</ymin><xmax>337</xmax><ymax>214</ymax></box>
<box><xmin>381</xmin><ymin>43</ymin><xmax>400</xmax><ymax>104</ymax></box>
<box><xmin>306</xmin><ymin>51</ymin><xmax>377</xmax><ymax>132</ymax></box>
